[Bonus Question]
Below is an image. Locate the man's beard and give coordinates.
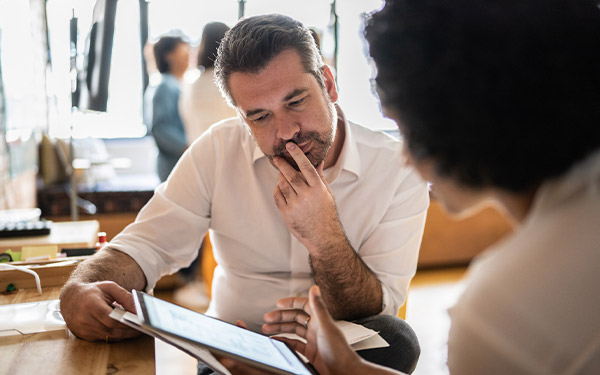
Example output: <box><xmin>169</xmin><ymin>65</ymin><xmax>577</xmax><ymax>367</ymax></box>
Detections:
<box><xmin>271</xmin><ymin>128</ymin><xmax>334</xmax><ymax>171</ymax></box>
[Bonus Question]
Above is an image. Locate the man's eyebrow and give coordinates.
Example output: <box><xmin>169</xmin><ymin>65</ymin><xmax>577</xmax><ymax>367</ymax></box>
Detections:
<box><xmin>283</xmin><ymin>88</ymin><xmax>308</xmax><ymax>102</ymax></box>
<box><xmin>245</xmin><ymin>108</ymin><xmax>266</xmax><ymax>118</ymax></box>
<box><xmin>244</xmin><ymin>88</ymin><xmax>309</xmax><ymax>118</ymax></box>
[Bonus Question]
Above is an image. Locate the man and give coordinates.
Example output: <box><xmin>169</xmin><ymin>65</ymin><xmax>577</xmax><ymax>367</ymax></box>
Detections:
<box><xmin>60</xmin><ymin>14</ymin><xmax>428</xmax><ymax>373</ymax></box>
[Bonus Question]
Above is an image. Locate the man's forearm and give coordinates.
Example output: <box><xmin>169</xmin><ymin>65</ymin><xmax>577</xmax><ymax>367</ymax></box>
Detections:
<box><xmin>64</xmin><ymin>248</ymin><xmax>147</xmax><ymax>291</ymax></box>
<box><xmin>309</xmin><ymin>234</ymin><xmax>383</xmax><ymax>320</ymax></box>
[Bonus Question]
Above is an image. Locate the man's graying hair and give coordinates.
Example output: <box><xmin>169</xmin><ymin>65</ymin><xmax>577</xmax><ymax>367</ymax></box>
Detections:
<box><xmin>215</xmin><ymin>14</ymin><xmax>325</xmax><ymax>107</ymax></box>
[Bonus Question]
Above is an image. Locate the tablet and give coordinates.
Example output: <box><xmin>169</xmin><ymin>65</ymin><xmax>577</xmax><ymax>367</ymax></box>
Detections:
<box><xmin>132</xmin><ymin>290</ymin><xmax>316</xmax><ymax>375</ymax></box>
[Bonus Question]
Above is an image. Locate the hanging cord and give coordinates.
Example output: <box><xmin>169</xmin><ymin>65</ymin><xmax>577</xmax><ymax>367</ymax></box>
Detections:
<box><xmin>0</xmin><ymin>263</ymin><xmax>42</xmax><ymax>295</ymax></box>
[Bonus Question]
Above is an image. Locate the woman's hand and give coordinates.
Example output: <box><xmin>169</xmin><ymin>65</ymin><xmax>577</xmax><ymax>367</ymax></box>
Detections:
<box><xmin>275</xmin><ymin>285</ymin><xmax>365</xmax><ymax>375</ymax></box>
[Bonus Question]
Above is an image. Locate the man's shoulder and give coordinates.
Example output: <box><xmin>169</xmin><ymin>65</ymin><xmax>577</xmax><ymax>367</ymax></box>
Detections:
<box><xmin>191</xmin><ymin>117</ymin><xmax>251</xmax><ymax>155</ymax></box>
<box><xmin>348</xmin><ymin>121</ymin><xmax>403</xmax><ymax>154</ymax></box>
<box><xmin>206</xmin><ymin>117</ymin><xmax>245</xmax><ymax>137</ymax></box>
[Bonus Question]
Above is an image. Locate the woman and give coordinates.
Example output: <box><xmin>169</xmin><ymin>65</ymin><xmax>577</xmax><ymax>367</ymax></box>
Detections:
<box><xmin>179</xmin><ymin>22</ymin><xmax>236</xmax><ymax>145</ymax></box>
<box><xmin>151</xmin><ymin>35</ymin><xmax>190</xmax><ymax>182</ymax></box>
<box><xmin>220</xmin><ymin>0</ymin><xmax>600</xmax><ymax>373</ymax></box>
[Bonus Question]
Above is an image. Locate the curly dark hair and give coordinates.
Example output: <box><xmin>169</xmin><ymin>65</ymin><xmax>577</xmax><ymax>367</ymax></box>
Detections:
<box><xmin>365</xmin><ymin>0</ymin><xmax>600</xmax><ymax>192</ymax></box>
<box><xmin>153</xmin><ymin>35</ymin><xmax>186</xmax><ymax>74</ymax></box>
<box><xmin>214</xmin><ymin>14</ymin><xmax>325</xmax><ymax>107</ymax></box>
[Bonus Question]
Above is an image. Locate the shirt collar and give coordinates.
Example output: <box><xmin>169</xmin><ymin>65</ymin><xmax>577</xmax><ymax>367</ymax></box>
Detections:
<box><xmin>251</xmin><ymin>104</ymin><xmax>361</xmax><ymax>182</ymax></box>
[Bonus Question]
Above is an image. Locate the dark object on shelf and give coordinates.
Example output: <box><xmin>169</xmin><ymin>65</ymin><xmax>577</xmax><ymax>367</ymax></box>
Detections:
<box><xmin>0</xmin><ymin>220</ymin><xmax>53</xmax><ymax>238</ymax></box>
<box><xmin>61</xmin><ymin>247</ymin><xmax>97</xmax><ymax>257</ymax></box>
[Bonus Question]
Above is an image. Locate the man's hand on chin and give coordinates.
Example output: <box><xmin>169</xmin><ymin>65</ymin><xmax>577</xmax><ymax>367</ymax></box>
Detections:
<box><xmin>272</xmin><ymin>142</ymin><xmax>345</xmax><ymax>253</ymax></box>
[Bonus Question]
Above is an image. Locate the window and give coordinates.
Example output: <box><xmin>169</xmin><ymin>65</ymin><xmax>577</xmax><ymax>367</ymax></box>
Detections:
<box><xmin>45</xmin><ymin>0</ymin><xmax>394</xmax><ymax>139</ymax></box>
<box><xmin>336</xmin><ymin>0</ymin><xmax>396</xmax><ymax>130</ymax></box>
<box><xmin>47</xmin><ymin>0</ymin><xmax>146</xmax><ymax>138</ymax></box>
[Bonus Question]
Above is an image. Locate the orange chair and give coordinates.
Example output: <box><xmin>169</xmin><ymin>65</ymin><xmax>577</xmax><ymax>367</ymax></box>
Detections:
<box><xmin>201</xmin><ymin>232</ymin><xmax>217</xmax><ymax>298</ymax></box>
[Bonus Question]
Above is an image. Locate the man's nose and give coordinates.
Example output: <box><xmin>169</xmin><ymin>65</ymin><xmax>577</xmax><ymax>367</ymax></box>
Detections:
<box><xmin>275</xmin><ymin>116</ymin><xmax>300</xmax><ymax>140</ymax></box>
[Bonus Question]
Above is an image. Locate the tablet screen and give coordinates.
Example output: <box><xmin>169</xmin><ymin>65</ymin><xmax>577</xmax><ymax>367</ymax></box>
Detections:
<box><xmin>137</xmin><ymin>292</ymin><xmax>313</xmax><ymax>375</ymax></box>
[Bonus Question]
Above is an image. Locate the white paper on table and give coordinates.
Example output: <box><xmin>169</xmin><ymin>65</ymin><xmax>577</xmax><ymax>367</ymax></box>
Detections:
<box><xmin>0</xmin><ymin>299</ymin><xmax>66</xmax><ymax>336</ymax></box>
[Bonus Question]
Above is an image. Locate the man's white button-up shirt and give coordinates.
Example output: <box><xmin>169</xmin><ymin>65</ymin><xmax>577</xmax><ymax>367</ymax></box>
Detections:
<box><xmin>110</xmin><ymin>108</ymin><xmax>429</xmax><ymax>332</ymax></box>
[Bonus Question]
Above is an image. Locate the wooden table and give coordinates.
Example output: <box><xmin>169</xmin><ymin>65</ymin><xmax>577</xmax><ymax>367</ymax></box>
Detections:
<box><xmin>0</xmin><ymin>286</ymin><xmax>155</xmax><ymax>374</ymax></box>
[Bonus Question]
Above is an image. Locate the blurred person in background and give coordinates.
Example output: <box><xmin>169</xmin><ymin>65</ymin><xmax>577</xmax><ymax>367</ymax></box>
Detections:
<box><xmin>151</xmin><ymin>34</ymin><xmax>190</xmax><ymax>182</ymax></box>
<box><xmin>180</xmin><ymin>22</ymin><xmax>236</xmax><ymax>144</ymax></box>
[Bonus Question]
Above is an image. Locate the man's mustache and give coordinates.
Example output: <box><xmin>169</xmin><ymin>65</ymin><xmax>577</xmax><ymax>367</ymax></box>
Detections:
<box><xmin>273</xmin><ymin>133</ymin><xmax>312</xmax><ymax>156</ymax></box>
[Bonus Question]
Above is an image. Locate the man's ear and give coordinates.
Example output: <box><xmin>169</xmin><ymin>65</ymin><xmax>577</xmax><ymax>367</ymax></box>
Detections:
<box><xmin>322</xmin><ymin>65</ymin><xmax>339</xmax><ymax>103</ymax></box>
